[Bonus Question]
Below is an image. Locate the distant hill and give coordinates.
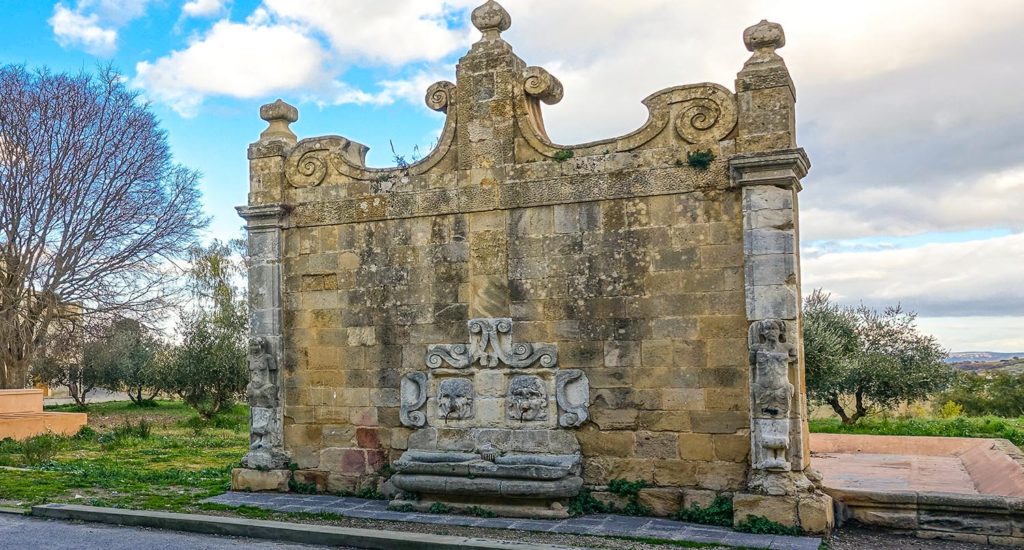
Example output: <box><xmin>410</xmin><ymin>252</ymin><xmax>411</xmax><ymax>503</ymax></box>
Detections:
<box><xmin>946</xmin><ymin>351</ymin><xmax>1024</xmax><ymax>374</ymax></box>
<box><xmin>946</xmin><ymin>351</ymin><xmax>1024</xmax><ymax>363</ymax></box>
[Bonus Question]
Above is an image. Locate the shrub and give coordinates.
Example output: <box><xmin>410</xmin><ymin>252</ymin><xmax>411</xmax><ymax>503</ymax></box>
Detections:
<box><xmin>288</xmin><ymin>476</ymin><xmax>318</xmax><ymax>494</ymax></box>
<box><xmin>674</xmin><ymin>495</ymin><xmax>733</xmax><ymax>527</ymax></box>
<box><xmin>553</xmin><ymin>149</ymin><xmax>574</xmax><ymax>162</ymax></box>
<box><xmin>568</xmin><ymin>479</ymin><xmax>651</xmax><ymax>517</ymax></box>
<box><xmin>75</xmin><ymin>426</ymin><xmax>97</xmax><ymax>439</ymax></box>
<box><xmin>735</xmin><ymin>515</ymin><xmax>804</xmax><ymax>536</ymax></box>
<box><xmin>428</xmin><ymin>502</ymin><xmax>451</xmax><ymax>514</ymax></box>
<box><xmin>21</xmin><ymin>433</ymin><xmax>63</xmax><ymax>465</ymax></box>
<box><xmin>161</xmin><ymin>313</ymin><xmax>247</xmax><ymax>419</ymax></box>
<box><xmin>568</xmin><ymin>488</ymin><xmax>609</xmax><ymax>516</ymax></box>
<box><xmin>937</xmin><ymin>400</ymin><xmax>965</xmax><ymax>419</ymax></box>
<box><xmin>465</xmin><ymin>505</ymin><xmax>497</xmax><ymax>518</ymax></box>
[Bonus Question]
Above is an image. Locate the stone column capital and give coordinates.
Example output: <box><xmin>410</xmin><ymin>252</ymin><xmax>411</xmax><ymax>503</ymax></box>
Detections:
<box><xmin>236</xmin><ymin>203</ymin><xmax>288</xmax><ymax>229</ymax></box>
<box><xmin>729</xmin><ymin>148</ymin><xmax>809</xmax><ymax>192</ymax></box>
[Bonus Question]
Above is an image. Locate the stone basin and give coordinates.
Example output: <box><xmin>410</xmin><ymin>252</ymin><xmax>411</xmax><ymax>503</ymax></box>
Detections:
<box><xmin>811</xmin><ymin>433</ymin><xmax>1024</xmax><ymax>545</ymax></box>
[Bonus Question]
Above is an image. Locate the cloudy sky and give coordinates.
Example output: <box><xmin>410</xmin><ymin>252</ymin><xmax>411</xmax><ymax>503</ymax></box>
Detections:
<box><xmin>4</xmin><ymin>0</ymin><xmax>1022</xmax><ymax>351</ymax></box>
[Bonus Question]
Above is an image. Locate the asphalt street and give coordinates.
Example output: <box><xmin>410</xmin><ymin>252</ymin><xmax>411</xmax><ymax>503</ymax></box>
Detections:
<box><xmin>0</xmin><ymin>513</ymin><xmax>336</xmax><ymax>549</ymax></box>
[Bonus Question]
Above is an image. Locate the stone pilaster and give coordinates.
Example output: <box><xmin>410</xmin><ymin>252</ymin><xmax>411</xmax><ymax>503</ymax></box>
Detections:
<box><xmin>730</xmin><ymin>21</ymin><xmax>832</xmax><ymax>532</ymax></box>
<box><xmin>733</xmin><ymin>149</ymin><xmax>809</xmax><ymax>480</ymax></box>
<box><xmin>234</xmin><ymin>100</ymin><xmax>297</xmax><ymax>480</ymax></box>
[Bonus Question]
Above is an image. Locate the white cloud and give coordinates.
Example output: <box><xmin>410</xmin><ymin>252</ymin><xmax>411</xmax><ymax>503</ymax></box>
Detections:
<box><xmin>134</xmin><ymin>20</ymin><xmax>331</xmax><ymax>117</ymax></box>
<box><xmin>183</xmin><ymin>0</ymin><xmax>227</xmax><ymax>18</ymax></box>
<box><xmin>263</xmin><ymin>0</ymin><xmax>473</xmax><ymax>66</ymax></box>
<box><xmin>49</xmin><ymin>3</ymin><xmax>117</xmax><ymax>56</ymax></box>
<box><xmin>480</xmin><ymin>0</ymin><xmax>1024</xmax><ymax>240</ymax></box>
<box><xmin>915</xmin><ymin>316</ymin><xmax>1024</xmax><ymax>354</ymax></box>
<box><xmin>802</xmin><ymin>232</ymin><xmax>1024</xmax><ymax>318</ymax></box>
<box><xmin>48</xmin><ymin>0</ymin><xmax>154</xmax><ymax>55</ymax></box>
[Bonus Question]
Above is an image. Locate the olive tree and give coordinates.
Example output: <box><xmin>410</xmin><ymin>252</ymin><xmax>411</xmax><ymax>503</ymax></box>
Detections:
<box><xmin>31</xmin><ymin>317</ymin><xmax>101</xmax><ymax>407</ymax></box>
<box><xmin>804</xmin><ymin>290</ymin><xmax>953</xmax><ymax>424</ymax></box>
<box><xmin>0</xmin><ymin>65</ymin><xmax>206</xmax><ymax>388</ymax></box>
<box><xmin>89</xmin><ymin>318</ymin><xmax>162</xmax><ymax>405</ymax></box>
<box><xmin>162</xmin><ymin>241</ymin><xmax>248</xmax><ymax>418</ymax></box>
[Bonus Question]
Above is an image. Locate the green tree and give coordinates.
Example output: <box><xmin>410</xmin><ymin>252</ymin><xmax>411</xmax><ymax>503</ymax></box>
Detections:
<box><xmin>943</xmin><ymin>371</ymin><xmax>1024</xmax><ymax>417</ymax></box>
<box><xmin>163</xmin><ymin>241</ymin><xmax>248</xmax><ymax>418</ymax></box>
<box><xmin>88</xmin><ymin>318</ymin><xmax>162</xmax><ymax>405</ymax></box>
<box><xmin>31</xmin><ymin>317</ymin><xmax>104</xmax><ymax>408</ymax></box>
<box><xmin>804</xmin><ymin>290</ymin><xmax>953</xmax><ymax>424</ymax></box>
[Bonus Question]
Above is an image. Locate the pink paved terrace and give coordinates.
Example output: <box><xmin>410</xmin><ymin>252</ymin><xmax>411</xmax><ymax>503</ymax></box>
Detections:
<box><xmin>812</xmin><ymin>433</ymin><xmax>1024</xmax><ymax>497</ymax></box>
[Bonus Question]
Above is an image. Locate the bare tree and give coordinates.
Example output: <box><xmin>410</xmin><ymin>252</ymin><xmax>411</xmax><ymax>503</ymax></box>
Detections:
<box><xmin>0</xmin><ymin>65</ymin><xmax>206</xmax><ymax>388</ymax></box>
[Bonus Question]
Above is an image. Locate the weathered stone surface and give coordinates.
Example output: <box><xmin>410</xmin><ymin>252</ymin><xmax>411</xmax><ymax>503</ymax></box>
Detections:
<box><xmin>240</xmin><ymin>0</ymin><xmax>821</xmax><ymax>529</ymax></box>
<box><xmin>230</xmin><ymin>468</ymin><xmax>290</xmax><ymax>492</ymax></box>
<box><xmin>733</xmin><ymin>493</ymin><xmax>798</xmax><ymax>527</ymax></box>
<box><xmin>638</xmin><ymin>487</ymin><xmax>685</xmax><ymax>517</ymax></box>
<box><xmin>797</xmin><ymin>493</ymin><xmax>835</xmax><ymax>534</ymax></box>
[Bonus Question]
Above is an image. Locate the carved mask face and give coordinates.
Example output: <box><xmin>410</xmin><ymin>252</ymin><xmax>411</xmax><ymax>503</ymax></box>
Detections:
<box><xmin>507</xmin><ymin>375</ymin><xmax>547</xmax><ymax>421</ymax></box>
<box><xmin>760</xmin><ymin>322</ymin><xmax>783</xmax><ymax>345</ymax></box>
<box><xmin>437</xmin><ymin>378</ymin><xmax>473</xmax><ymax>420</ymax></box>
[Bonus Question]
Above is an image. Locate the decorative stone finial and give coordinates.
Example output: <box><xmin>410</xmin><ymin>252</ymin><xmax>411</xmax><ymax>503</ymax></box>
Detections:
<box><xmin>472</xmin><ymin>0</ymin><xmax>511</xmax><ymax>41</ymax></box>
<box><xmin>743</xmin><ymin>20</ymin><xmax>785</xmax><ymax>53</ymax></box>
<box><xmin>259</xmin><ymin>99</ymin><xmax>298</xmax><ymax>143</ymax></box>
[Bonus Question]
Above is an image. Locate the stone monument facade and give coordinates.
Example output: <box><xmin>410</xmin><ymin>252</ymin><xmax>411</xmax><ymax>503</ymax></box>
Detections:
<box><xmin>234</xmin><ymin>0</ymin><xmax>832</xmax><ymax>532</ymax></box>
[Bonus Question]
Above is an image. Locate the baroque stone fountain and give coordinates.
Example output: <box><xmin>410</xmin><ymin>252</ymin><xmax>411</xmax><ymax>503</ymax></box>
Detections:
<box><xmin>390</xmin><ymin>318</ymin><xmax>590</xmax><ymax>517</ymax></box>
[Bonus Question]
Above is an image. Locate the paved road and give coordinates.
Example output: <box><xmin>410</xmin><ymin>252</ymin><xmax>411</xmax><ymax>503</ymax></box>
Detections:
<box><xmin>44</xmin><ymin>388</ymin><xmax>129</xmax><ymax>407</ymax></box>
<box><xmin>0</xmin><ymin>513</ymin><xmax>334</xmax><ymax>549</ymax></box>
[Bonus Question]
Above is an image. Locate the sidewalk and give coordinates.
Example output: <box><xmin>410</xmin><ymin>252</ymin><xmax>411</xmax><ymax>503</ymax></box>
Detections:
<box><xmin>205</xmin><ymin>492</ymin><xmax>822</xmax><ymax>550</ymax></box>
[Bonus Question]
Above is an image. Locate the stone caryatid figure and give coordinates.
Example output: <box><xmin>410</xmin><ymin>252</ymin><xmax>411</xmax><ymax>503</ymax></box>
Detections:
<box><xmin>243</xmin><ymin>337</ymin><xmax>287</xmax><ymax>469</ymax></box>
<box><xmin>750</xmin><ymin>319</ymin><xmax>797</xmax><ymax>471</ymax></box>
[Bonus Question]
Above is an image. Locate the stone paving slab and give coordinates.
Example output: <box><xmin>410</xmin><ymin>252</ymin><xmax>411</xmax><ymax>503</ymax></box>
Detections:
<box><xmin>204</xmin><ymin>492</ymin><xmax>822</xmax><ymax>550</ymax></box>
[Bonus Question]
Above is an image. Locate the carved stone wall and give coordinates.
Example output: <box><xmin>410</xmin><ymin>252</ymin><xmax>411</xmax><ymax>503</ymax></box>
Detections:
<box><xmin>236</xmin><ymin>0</ymin><xmax>831</xmax><ymax>532</ymax></box>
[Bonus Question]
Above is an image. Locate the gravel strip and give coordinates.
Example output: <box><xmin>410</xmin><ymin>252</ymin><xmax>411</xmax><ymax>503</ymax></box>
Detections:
<box><xmin>829</xmin><ymin>526</ymin><xmax>991</xmax><ymax>550</ymax></box>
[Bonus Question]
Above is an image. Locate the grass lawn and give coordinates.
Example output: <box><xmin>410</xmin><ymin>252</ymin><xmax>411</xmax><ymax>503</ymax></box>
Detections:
<box><xmin>0</xmin><ymin>400</ymin><xmax>248</xmax><ymax>511</ymax></box>
<box><xmin>809</xmin><ymin>415</ymin><xmax>1024</xmax><ymax>447</ymax></box>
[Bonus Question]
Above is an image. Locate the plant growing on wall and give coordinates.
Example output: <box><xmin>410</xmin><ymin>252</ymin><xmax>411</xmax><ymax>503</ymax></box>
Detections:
<box><xmin>685</xmin><ymin>149</ymin><xmax>715</xmax><ymax>170</ymax></box>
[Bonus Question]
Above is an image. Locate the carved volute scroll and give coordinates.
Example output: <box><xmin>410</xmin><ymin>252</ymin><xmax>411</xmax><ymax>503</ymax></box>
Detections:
<box><xmin>425</xmin><ymin>81</ymin><xmax>456</xmax><ymax>113</ymax></box>
<box><xmin>426</xmin><ymin>318</ymin><xmax>557</xmax><ymax>370</ymax></box>
<box><xmin>399</xmin><ymin>372</ymin><xmax>428</xmax><ymax>427</ymax></box>
<box><xmin>555</xmin><ymin>369</ymin><xmax>590</xmax><ymax>428</ymax></box>
<box><xmin>671</xmin><ymin>84</ymin><xmax>738</xmax><ymax>144</ymax></box>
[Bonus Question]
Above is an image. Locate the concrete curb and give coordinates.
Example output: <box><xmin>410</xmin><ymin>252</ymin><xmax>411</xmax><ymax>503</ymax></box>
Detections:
<box><xmin>0</xmin><ymin>506</ymin><xmax>27</xmax><ymax>515</ymax></box>
<box><xmin>31</xmin><ymin>503</ymin><xmax>577</xmax><ymax>550</ymax></box>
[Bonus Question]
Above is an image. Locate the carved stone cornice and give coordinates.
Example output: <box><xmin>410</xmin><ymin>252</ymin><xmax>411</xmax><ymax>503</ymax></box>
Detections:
<box><xmin>236</xmin><ymin>204</ymin><xmax>288</xmax><ymax>230</ymax></box>
<box><xmin>729</xmin><ymin>148</ymin><xmax>809</xmax><ymax>191</ymax></box>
